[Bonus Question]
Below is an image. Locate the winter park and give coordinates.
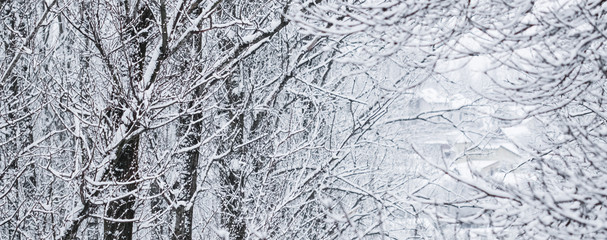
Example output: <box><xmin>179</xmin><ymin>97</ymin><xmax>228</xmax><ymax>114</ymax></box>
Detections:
<box><xmin>1</xmin><ymin>0</ymin><xmax>607</xmax><ymax>239</ymax></box>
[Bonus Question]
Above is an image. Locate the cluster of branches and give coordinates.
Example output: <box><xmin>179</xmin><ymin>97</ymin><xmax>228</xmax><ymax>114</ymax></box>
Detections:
<box><xmin>0</xmin><ymin>0</ymin><xmax>429</xmax><ymax>239</ymax></box>
<box><xmin>299</xmin><ymin>0</ymin><xmax>607</xmax><ymax>238</ymax></box>
<box><xmin>5</xmin><ymin>0</ymin><xmax>606</xmax><ymax>239</ymax></box>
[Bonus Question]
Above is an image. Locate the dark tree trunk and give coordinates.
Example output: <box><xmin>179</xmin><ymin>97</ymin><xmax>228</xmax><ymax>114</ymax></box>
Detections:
<box><xmin>102</xmin><ymin>3</ymin><xmax>152</xmax><ymax>239</ymax></box>
<box><xmin>172</xmin><ymin>9</ymin><xmax>204</xmax><ymax>236</ymax></box>
<box><xmin>103</xmin><ymin>135</ymin><xmax>140</xmax><ymax>240</ymax></box>
<box><xmin>172</xmin><ymin>113</ymin><xmax>201</xmax><ymax>240</ymax></box>
<box><xmin>218</xmin><ymin>79</ymin><xmax>247</xmax><ymax>240</ymax></box>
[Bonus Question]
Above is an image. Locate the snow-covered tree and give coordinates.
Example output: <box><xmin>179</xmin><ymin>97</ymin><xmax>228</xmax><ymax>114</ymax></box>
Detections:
<box><xmin>1</xmin><ymin>0</ymin><xmax>430</xmax><ymax>239</ymax></box>
<box><xmin>298</xmin><ymin>0</ymin><xmax>607</xmax><ymax>239</ymax></box>
<box><xmin>13</xmin><ymin>0</ymin><xmax>607</xmax><ymax>239</ymax></box>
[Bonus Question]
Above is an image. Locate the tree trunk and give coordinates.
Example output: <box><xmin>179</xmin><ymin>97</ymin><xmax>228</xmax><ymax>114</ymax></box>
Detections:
<box><xmin>172</xmin><ymin>113</ymin><xmax>201</xmax><ymax>240</ymax></box>
<box><xmin>102</xmin><ymin>3</ymin><xmax>152</xmax><ymax>239</ymax></box>
<box><xmin>218</xmin><ymin>78</ymin><xmax>247</xmax><ymax>239</ymax></box>
<box><xmin>103</xmin><ymin>135</ymin><xmax>140</xmax><ymax>240</ymax></box>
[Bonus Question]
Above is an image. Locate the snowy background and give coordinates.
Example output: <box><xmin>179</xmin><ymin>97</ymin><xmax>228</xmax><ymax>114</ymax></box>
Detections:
<box><xmin>1</xmin><ymin>0</ymin><xmax>606</xmax><ymax>239</ymax></box>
